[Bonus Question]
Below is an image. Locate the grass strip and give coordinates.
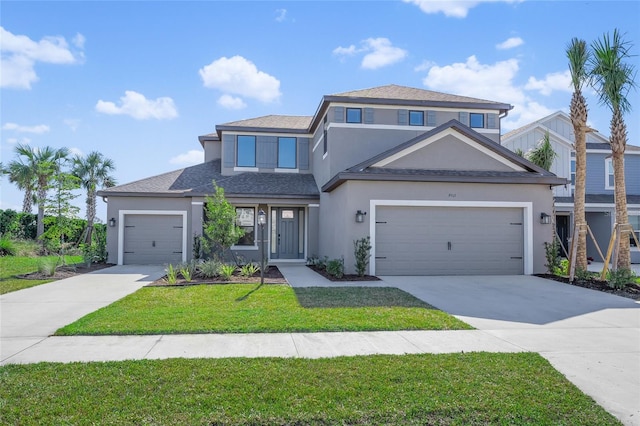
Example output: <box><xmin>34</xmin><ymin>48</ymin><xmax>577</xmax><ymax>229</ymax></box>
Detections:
<box><xmin>0</xmin><ymin>255</ymin><xmax>82</xmax><ymax>294</ymax></box>
<box><xmin>0</xmin><ymin>353</ymin><xmax>619</xmax><ymax>425</ymax></box>
<box><xmin>56</xmin><ymin>285</ymin><xmax>471</xmax><ymax>335</ymax></box>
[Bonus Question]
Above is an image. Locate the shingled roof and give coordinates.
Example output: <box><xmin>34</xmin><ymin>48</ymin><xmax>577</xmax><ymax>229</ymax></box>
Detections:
<box><xmin>98</xmin><ymin>159</ymin><xmax>319</xmax><ymax>199</ymax></box>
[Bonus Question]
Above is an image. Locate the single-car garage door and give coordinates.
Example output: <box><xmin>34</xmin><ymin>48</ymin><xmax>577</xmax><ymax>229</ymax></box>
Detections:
<box><xmin>375</xmin><ymin>206</ymin><xmax>524</xmax><ymax>275</ymax></box>
<box><xmin>123</xmin><ymin>214</ymin><xmax>183</xmax><ymax>265</ymax></box>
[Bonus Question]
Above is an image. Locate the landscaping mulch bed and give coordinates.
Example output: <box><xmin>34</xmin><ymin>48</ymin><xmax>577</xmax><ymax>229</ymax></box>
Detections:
<box><xmin>535</xmin><ymin>273</ymin><xmax>640</xmax><ymax>301</ymax></box>
<box><xmin>17</xmin><ymin>263</ymin><xmax>115</xmax><ymax>280</ymax></box>
<box><xmin>307</xmin><ymin>265</ymin><xmax>381</xmax><ymax>282</ymax></box>
<box><xmin>148</xmin><ymin>266</ymin><xmax>288</xmax><ymax>287</ymax></box>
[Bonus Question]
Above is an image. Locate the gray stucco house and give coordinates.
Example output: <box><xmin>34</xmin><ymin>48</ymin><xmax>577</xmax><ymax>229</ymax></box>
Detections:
<box><xmin>502</xmin><ymin>111</ymin><xmax>640</xmax><ymax>263</ymax></box>
<box><xmin>99</xmin><ymin>85</ymin><xmax>565</xmax><ymax>275</ymax></box>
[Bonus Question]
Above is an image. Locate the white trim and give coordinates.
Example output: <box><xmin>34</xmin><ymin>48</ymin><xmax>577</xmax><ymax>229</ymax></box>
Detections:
<box><xmin>312</xmin><ymin>134</ymin><xmax>323</xmax><ymax>153</ymax></box>
<box><xmin>372</xmin><ymin>128</ymin><xmax>526</xmax><ymax>171</ymax></box>
<box><xmin>322</xmin><ymin>151</ymin><xmax>328</xmax><ymax>160</ymax></box>
<box><xmin>329</xmin><ymin>122</ymin><xmax>500</xmax><ymax>135</ymax></box>
<box><xmin>605</xmin><ymin>158</ymin><xmax>614</xmax><ymax>190</ymax></box>
<box><xmin>275</xmin><ymin>168</ymin><xmax>299</xmax><ymax>173</ymax></box>
<box><xmin>227</xmin><ymin>130</ymin><xmax>313</xmax><ymax>138</ymax></box>
<box><xmin>234</xmin><ymin>166</ymin><xmax>259</xmax><ymax>172</ymax></box>
<box><xmin>118</xmin><ymin>210</ymin><xmax>188</xmax><ymax>266</ymax></box>
<box><xmin>231</xmin><ymin>245</ymin><xmax>259</xmax><ymax>251</ymax></box>
<box><xmin>588</xmin><ymin>149</ymin><xmax>640</xmax><ymax>155</ymax></box>
<box><xmin>191</xmin><ymin>201</ymin><xmax>203</xmax><ymax>205</ymax></box>
<box><xmin>308</xmin><ymin>204</ymin><xmax>320</xmax><ymax>208</ymax></box>
<box><xmin>234</xmin><ymin>204</ymin><xmax>259</xmax><ymax>250</ymax></box>
<box><xmin>555</xmin><ymin>203</ymin><xmax>640</xmax><ymax>209</ymax></box>
<box><xmin>330</xmin><ymin>102</ymin><xmax>499</xmax><ymax>114</ymax></box>
<box><xmin>368</xmin><ymin>200</ymin><xmax>533</xmax><ymax>275</ymax></box>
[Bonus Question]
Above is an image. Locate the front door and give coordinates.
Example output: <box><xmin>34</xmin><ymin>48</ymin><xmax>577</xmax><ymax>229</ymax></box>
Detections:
<box><xmin>555</xmin><ymin>214</ymin><xmax>569</xmax><ymax>257</ymax></box>
<box><xmin>271</xmin><ymin>208</ymin><xmax>304</xmax><ymax>259</ymax></box>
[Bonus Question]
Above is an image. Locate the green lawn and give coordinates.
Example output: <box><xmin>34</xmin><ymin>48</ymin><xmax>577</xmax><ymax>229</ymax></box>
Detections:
<box><xmin>0</xmin><ymin>353</ymin><xmax>619</xmax><ymax>425</ymax></box>
<box><xmin>56</xmin><ymin>284</ymin><xmax>471</xmax><ymax>335</ymax></box>
<box><xmin>0</xmin><ymin>255</ymin><xmax>82</xmax><ymax>294</ymax></box>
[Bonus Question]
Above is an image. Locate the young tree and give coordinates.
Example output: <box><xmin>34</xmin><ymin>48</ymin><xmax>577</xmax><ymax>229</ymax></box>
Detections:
<box><xmin>72</xmin><ymin>151</ymin><xmax>116</xmax><ymax>244</ymax></box>
<box><xmin>202</xmin><ymin>182</ymin><xmax>245</xmax><ymax>259</ymax></box>
<box><xmin>590</xmin><ymin>29</ymin><xmax>637</xmax><ymax>269</ymax></box>
<box><xmin>1</xmin><ymin>158</ymin><xmax>35</xmax><ymax>213</ymax></box>
<box><xmin>567</xmin><ymin>37</ymin><xmax>591</xmax><ymax>271</ymax></box>
<box><xmin>525</xmin><ymin>131</ymin><xmax>557</xmax><ymax>171</ymax></box>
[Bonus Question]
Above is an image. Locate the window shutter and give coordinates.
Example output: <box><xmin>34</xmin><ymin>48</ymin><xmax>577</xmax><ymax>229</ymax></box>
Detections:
<box><xmin>334</xmin><ymin>107</ymin><xmax>344</xmax><ymax>123</ymax></box>
<box><xmin>427</xmin><ymin>110</ymin><xmax>436</xmax><ymax>126</ymax></box>
<box><xmin>298</xmin><ymin>138</ymin><xmax>309</xmax><ymax>170</ymax></box>
<box><xmin>398</xmin><ymin>109</ymin><xmax>408</xmax><ymax>125</ymax></box>
<box><xmin>364</xmin><ymin>108</ymin><xmax>374</xmax><ymax>124</ymax></box>
<box><xmin>222</xmin><ymin>134</ymin><xmax>235</xmax><ymax>168</ymax></box>
<box><xmin>487</xmin><ymin>114</ymin><xmax>497</xmax><ymax>129</ymax></box>
<box><xmin>256</xmin><ymin>136</ymin><xmax>277</xmax><ymax>168</ymax></box>
<box><xmin>458</xmin><ymin>112</ymin><xmax>469</xmax><ymax>125</ymax></box>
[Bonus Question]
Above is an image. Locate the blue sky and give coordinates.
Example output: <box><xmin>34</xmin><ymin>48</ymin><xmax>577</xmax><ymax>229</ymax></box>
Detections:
<box><xmin>2</xmin><ymin>0</ymin><xmax>639</xmax><ymax>221</ymax></box>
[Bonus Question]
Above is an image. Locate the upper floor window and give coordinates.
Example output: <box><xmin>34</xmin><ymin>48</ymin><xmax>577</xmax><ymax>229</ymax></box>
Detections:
<box><xmin>571</xmin><ymin>159</ymin><xmax>576</xmax><ymax>186</ymax></box>
<box><xmin>605</xmin><ymin>158</ymin><xmax>614</xmax><ymax>189</ymax></box>
<box><xmin>409</xmin><ymin>111</ymin><xmax>424</xmax><ymax>126</ymax></box>
<box><xmin>323</xmin><ymin>116</ymin><xmax>328</xmax><ymax>155</ymax></box>
<box><xmin>346</xmin><ymin>108</ymin><xmax>362</xmax><ymax>123</ymax></box>
<box><xmin>237</xmin><ymin>135</ymin><xmax>256</xmax><ymax>167</ymax></box>
<box><xmin>470</xmin><ymin>113</ymin><xmax>484</xmax><ymax>128</ymax></box>
<box><xmin>278</xmin><ymin>137</ymin><xmax>297</xmax><ymax>169</ymax></box>
<box><xmin>235</xmin><ymin>207</ymin><xmax>255</xmax><ymax>246</ymax></box>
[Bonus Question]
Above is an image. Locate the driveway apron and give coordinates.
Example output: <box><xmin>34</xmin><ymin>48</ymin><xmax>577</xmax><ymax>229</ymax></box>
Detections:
<box><xmin>381</xmin><ymin>274</ymin><xmax>640</xmax><ymax>426</ymax></box>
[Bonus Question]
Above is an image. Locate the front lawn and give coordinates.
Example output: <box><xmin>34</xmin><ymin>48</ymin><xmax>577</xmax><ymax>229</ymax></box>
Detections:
<box><xmin>56</xmin><ymin>284</ymin><xmax>471</xmax><ymax>335</ymax></box>
<box><xmin>0</xmin><ymin>255</ymin><xmax>82</xmax><ymax>294</ymax></box>
<box><xmin>0</xmin><ymin>353</ymin><xmax>619</xmax><ymax>425</ymax></box>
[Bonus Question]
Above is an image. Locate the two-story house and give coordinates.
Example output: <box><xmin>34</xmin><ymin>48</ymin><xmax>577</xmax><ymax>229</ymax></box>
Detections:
<box><xmin>501</xmin><ymin>111</ymin><xmax>640</xmax><ymax>263</ymax></box>
<box><xmin>99</xmin><ymin>85</ymin><xmax>565</xmax><ymax>275</ymax></box>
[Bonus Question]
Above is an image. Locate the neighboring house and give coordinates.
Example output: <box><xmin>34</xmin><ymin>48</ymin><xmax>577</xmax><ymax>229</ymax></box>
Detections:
<box><xmin>99</xmin><ymin>85</ymin><xmax>565</xmax><ymax>275</ymax></box>
<box><xmin>502</xmin><ymin>111</ymin><xmax>640</xmax><ymax>263</ymax></box>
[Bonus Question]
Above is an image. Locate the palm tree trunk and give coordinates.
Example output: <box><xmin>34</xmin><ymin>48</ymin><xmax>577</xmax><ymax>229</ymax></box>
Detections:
<box><xmin>85</xmin><ymin>188</ymin><xmax>96</xmax><ymax>244</ymax></box>
<box><xmin>22</xmin><ymin>187</ymin><xmax>33</xmax><ymax>214</ymax></box>
<box><xmin>611</xmin><ymin>111</ymin><xmax>630</xmax><ymax>269</ymax></box>
<box><xmin>36</xmin><ymin>184</ymin><xmax>46</xmax><ymax>239</ymax></box>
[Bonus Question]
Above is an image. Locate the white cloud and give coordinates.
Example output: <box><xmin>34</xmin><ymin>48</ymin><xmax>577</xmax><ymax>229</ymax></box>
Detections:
<box><xmin>405</xmin><ymin>0</ymin><xmax>521</xmax><ymax>18</ymax></box>
<box><xmin>170</xmin><ymin>149</ymin><xmax>204</xmax><ymax>166</ymax></box>
<box><xmin>414</xmin><ymin>60</ymin><xmax>437</xmax><ymax>72</ymax></box>
<box><xmin>0</xmin><ymin>26</ymin><xmax>84</xmax><ymax>89</ymax></box>
<box><xmin>199</xmin><ymin>56</ymin><xmax>281</xmax><ymax>104</ymax></box>
<box><xmin>496</xmin><ymin>37</ymin><xmax>524</xmax><ymax>50</ymax></box>
<box><xmin>6</xmin><ymin>137</ymin><xmax>31</xmax><ymax>145</ymax></box>
<box><xmin>333</xmin><ymin>38</ymin><xmax>407</xmax><ymax>69</ymax></box>
<box><xmin>218</xmin><ymin>94</ymin><xmax>247</xmax><ymax>110</ymax></box>
<box><xmin>524</xmin><ymin>70</ymin><xmax>571</xmax><ymax>95</ymax></box>
<box><xmin>2</xmin><ymin>122</ymin><xmax>50</xmax><ymax>134</ymax></box>
<box><xmin>64</xmin><ymin>118</ymin><xmax>81</xmax><ymax>132</ymax></box>
<box><xmin>502</xmin><ymin>101</ymin><xmax>557</xmax><ymax>132</ymax></box>
<box><xmin>275</xmin><ymin>9</ymin><xmax>287</xmax><ymax>22</ymax></box>
<box><xmin>72</xmin><ymin>33</ymin><xmax>85</xmax><ymax>49</ymax></box>
<box><xmin>69</xmin><ymin>147</ymin><xmax>84</xmax><ymax>157</ymax></box>
<box><xmin>95</xmin><ymin>90</ymin><xmax>178</xmax><ymax>120</ymax></box>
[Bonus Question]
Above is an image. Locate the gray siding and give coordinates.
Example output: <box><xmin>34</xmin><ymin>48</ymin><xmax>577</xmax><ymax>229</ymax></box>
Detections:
<box><xmin>222</xmin><ymin>134</ymin><xmax>235</xmax><ymax>168</ymax></box>
<box><xmin>586</xmin><ymin>152</ymin><xmax>609</xmax><ymax>194</ymax></box>
<box><xmin>257</xmin><ymin>136</ymin><xmax>277</xmax><ymax>168</ymax></box>
<box><xmin>298</xmin><ymin>138</ymin><xmax>310</xmax><ymax>170</ymax></box>
<box><xmin>203</xmin><ymin>140</ymin><xmax>221</xmax><ymax>163</ymax></box>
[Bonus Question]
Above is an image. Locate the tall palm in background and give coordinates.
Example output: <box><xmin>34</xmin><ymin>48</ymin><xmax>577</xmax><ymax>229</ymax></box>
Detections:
<box><xmin>2</xmin><ymin>157</ymin><xmax>36</xmax><ymax>213</ymax></box>
<box><xmin>566</xmin><ymin>38</ymin><xmax>590</xmax><ymax>271</ymax></box>
<box><xmin>72</xmin><ymin>151</ymin><xmax>116</xmax><ymax>244</ymax></box>
<box><xmin>590</xmin><ymin>29</ymin><xmax>636</xmax><ymax>269</ymax></box>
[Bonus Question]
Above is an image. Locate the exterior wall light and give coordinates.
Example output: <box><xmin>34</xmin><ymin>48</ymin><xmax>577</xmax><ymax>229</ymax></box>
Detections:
<box><xmin>540</xmin><ymin>213</ymin><xmax>551</xmax><ymax>225</ymax></box>
<box><xmin>109</xmin><ymin>217</ymin><xmax>116</xmax><ymax>227</ymax></box>
<box><xmin>355</xmin><ymin>210</ymin><xmax>367</xmax><ymax>223</ymax></box>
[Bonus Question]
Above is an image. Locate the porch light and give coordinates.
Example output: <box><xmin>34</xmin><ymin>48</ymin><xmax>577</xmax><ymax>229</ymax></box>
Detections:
<box><xmin>257</xmin><ymin>209</ymin><xmax>266</xmax><ymax>285</ymax></box>
<box><xmin>109</xmin><ymin>217</ymin><xmax>116</xmax><ymax>227</ymax></box>
<box><xmin>540</xmin><ymin>213</ymin><xmax>551</xmax><ymax>225</ymax></box>
<box><xmin>355</xmin><ymin>210</ymin><xmax>367</xmax><ymax>223</ymax></box>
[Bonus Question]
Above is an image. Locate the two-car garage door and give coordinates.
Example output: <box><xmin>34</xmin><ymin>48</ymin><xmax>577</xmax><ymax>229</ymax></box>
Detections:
<box><xmin>375</xmin><ymin>206</ymin><xmax>524</xmax><ymax>275</ymax></box>
<box><xmin>123</xmin><ymin>214</ymin><xmax>184</xmax><ymax>265</ymax></box>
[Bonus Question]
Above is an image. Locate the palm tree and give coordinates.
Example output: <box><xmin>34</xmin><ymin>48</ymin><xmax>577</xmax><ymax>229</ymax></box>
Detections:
<box><xmin>566</xmin><ymin>37</ymin><xmax>590</xmax><ymax>271</ymax></box>
<box><xmin>525</xmin><ymin>131</ymin><xmax>557</xmax><ymax>171</ymax></box>
<box><xmin>12</xmin><ymin>144</ymin><xmax>69</xmax><ymax>238</ymax></box>
<box><xmin>590</xmin><ymin>29</ymin><xmax>637</xmax><ymax>270</ymax></box>
<box><xmin>2</xmin><ymin>157</ymin><xmax>36</xmax><ymax>213</ymax></box>
<box><xmin>72</xmin><ymin>151</ymin><xmax>116</xmax><ymax>244</ymax></box>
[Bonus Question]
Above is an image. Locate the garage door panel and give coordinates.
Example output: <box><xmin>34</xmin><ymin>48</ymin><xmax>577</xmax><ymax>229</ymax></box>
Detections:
<box><xmin>123</xmin><ymin>214</ymin><xmax>183</xmax><ymax>265</ymax></box>
<box><xmin>375</xmin><ymin>206</ymin><xmax>523</xmax><ymax>275</ymax></box>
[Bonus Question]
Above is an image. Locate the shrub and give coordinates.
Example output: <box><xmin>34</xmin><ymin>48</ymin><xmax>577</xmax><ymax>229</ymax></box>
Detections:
<box><xmin>326</xmin><ymin>258</ymin><xmax>344</xmax><ymax>279</ymax></box>
<box><xmin>177</xmin><ymin>261</ymin><xmax>197</xmax><ymax>282</ymax></box>
<box><xmin>179</xmin><ymin>266</ymin><xmax>192</xmax><ymax>282</ymax></box>
<box><xmin>165</xmin><ymin>264</ymin><xmax>178</xmax><ymax>285</ymax></box>
<box><xmin>307</xmin><ymin>255</ymin><xmax>328</xmax><ymax>270</ymax></box>
<box><xmin>199</xmin><ymin>259</ymin><xmax>221</xmax><ymax>278</ymax></box>
<box><xmin>38</xmin><ymin>258</ymin><xmax>58</xmax><ymax>276</ymax></box>
<box><xmin>193</xmin><ymin>234</ymin><xmax>203</xmax><ymax>260</ymax></box>
<box><xmin>544</xmin><ymin>239</ymin><xmax>562</xmax><ymax>275</ymax></box>
<box><xmin>240</xmin><ymin>263</ymin><xmax>260</xmax><ymax>277</ymax></box>
<box><xmin>219</xmin><ymin>264</ymin><xmax>236</xmax><ymax>281</ymax></box>
<box><xmin>558</xmin><ymin>259</ymin><xmax>569</xmax><ymax>276</ymax></box>
<box><xmin>0</xmin><ymin>236</ymin><xmax>16</xmax><ymax>256</ymax></box>
<box><xmin>574</xmin><ymin>267</ymin><xmax>594</xmax><ymax>281</ymax></box>
<box><xmin>353</xmin><ymin>237</ymin><xmax>372</xmax><ymax>277</ymax></box>
<box><xmin>606</xmin><ymin>268</ymin><xmax>636</xmax><ymax>289</ymax></box>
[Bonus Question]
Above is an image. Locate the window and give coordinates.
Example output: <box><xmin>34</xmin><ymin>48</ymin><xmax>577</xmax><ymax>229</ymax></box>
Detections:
<box><xmin>630</xmin><ymin>214</ymin><xmax>640</xmax><ymax>247</ymax></box>
<box><xmin>235</xmin><ymin>207</ymin><xmax>255</xmax><ymax>246</ymax></box>
<box><xmin>605</xmin><ymin>158</ymin><xmax>615</xmax><ymax>189</ymax></box>
<box><xmin>323</xmin><ymin>116</ymin><xmax>328</xmax><ymax>155</ymax></box>
<box><xmin>409</xmin><ymin>110</ymin><xmax>424</xmax><ymax>126</ymax></box>
<box><xmin>571</xmin><ymin>159</ymin><xmax>576</xmax><ymax>186</ymax></box>
<box><xmin>237</xmin><ymin>136</ymin><xmax>256</xmax><ymax>167</ymax></box>
<box><xmin>470</xmin><ymin>113</ymin><xmax>484</xmax><ymax>128</ymax></box>
<box><xmin>278</xmin><ymin>137</ymin><xmax>296</xmax><ymax>168</ymax></box>
<box><xmin>346</xmin><ymin>108</ymin><xmax>362</xmax><ymax>123</ymax></box>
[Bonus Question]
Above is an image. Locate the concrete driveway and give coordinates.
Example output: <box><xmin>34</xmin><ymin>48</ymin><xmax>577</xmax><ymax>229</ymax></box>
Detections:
<box><xmin>381</xmin><ymin>274</ymin><xmax>640</xmax><ymax>426</ymax></box>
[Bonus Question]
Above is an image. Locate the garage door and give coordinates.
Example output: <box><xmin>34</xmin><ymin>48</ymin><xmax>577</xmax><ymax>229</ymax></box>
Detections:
<box><xmin>123</xmin><ymin>215</ymin><xmax>183</xmax><ymax>265</ymax></box>
<box><xmin>375</xmin><ymin>206</ymin><xmax>524</xmax><ymax>275</ymax></box>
